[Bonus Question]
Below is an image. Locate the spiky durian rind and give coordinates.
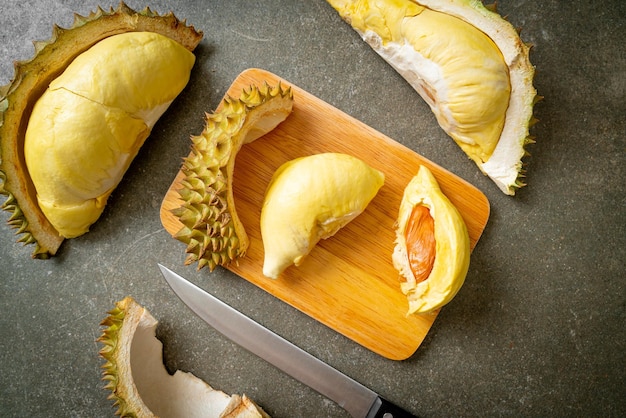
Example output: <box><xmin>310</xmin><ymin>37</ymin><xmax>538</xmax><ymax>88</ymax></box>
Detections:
<box><xmin>97</xmin><ymin>296</ymin><xmax>271</xmax><ymax>418</ymax></box>
<box><xmin>173</xmin><ymin>82</ymin><xmax>294</xmax><ymax>271</ymax></box>
<box><xmin>97</xmin><ymin>297</ymin><xmax>139</xmax><ymax>417</ymax></box>
<box><xmin>0</xmin><ymin>2</ymin><xmax>203</xmax><ymax>258</ymax></box>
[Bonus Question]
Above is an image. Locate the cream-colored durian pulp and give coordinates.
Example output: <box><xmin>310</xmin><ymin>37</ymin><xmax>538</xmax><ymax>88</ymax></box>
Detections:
<box><xmin>24</xmin><ymin>31</ymin><xmax>195</xmax><ymax>238</ymax></box>
<box><xmin>342</xmin><ymin>0</ymin><xmax>510</xmax><ymax>165</ymax></box>
<box><xmin>392</xmin><ymin>165</ymin><xmax>470</xmax><ymax>314</ymax></box>
<box><xmin>261</xmin><ymin>153</ymin><xmax>384</xmax><ymax>279</ymax></box>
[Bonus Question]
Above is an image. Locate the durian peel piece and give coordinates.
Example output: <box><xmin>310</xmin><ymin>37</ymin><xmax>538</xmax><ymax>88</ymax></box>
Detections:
<box><xmin>392</xmin><ymin>165</ymin><xmax>470</xmax><ymax>314</ymax></box>
<box><xmin>0</xmin><ymin>2</ymin><xmax>203</xmax><ymax>258</ymax></box>
<box><xmin>172</xmin><ymin>82</ymin><xmax>294</xmax><ymax>271</ymax></box>
<box><xmin>326</xmin><ymin>0</ymin><xmax>537</xmax><ymax>195</ymax></box>
<box><xmin>261</xmin><ymin>153</ymin><xmax>385</xmax><ymax>279</ymax></box>
<box><xmin>98</xmin><ymin>296</ymin><xmax>270</xmax><ymax>417</ymax></box>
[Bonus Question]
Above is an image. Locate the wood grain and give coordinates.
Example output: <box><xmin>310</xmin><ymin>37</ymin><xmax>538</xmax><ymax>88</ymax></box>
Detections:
<box><xmin>160</xmin><ymin>68</ymin><xmax>490</xmax><ymax>360</ymax></box>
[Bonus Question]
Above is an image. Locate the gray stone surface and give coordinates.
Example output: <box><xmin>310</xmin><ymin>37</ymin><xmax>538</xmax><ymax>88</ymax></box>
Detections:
<box><xmin>0</xmin><ymin>1</ymin><xmax>624</xmax><ymax>417</ymax></box>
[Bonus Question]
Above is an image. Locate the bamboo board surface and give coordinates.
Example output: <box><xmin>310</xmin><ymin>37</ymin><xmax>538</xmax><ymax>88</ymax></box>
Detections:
<box><xmin>160</xmin><ymin>68</ymin><xmax>490</xmax><ymax>360</ymax></box>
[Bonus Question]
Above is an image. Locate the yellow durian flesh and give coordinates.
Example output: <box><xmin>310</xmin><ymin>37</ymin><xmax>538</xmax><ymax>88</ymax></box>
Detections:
<box><xmin>326</xmin><ymin>0</ymin><xmax>537</xmax><ymax>195</ymax></box>
<box><xmin>98</xmin><ymin>296</ymin><xmax>270</xmax><ymax>417</ymax></box>
<box><xmin>24</xmin><ymin>31</ymin><xmax>196</xmax><ymax>238</ymax></box>
<box><xmin>392</xmin><ymin>165</ymin><xmax>470</xmax><ymax>314</ymax></box>
<box><xmin>261</xmin><ymin>153</ymin><xmax>385</xmax><ymax>279</ymax></box>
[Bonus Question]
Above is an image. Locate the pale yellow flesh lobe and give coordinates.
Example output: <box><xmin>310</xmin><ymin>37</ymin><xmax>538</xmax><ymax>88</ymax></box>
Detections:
<box><xmin>393</xmin><ymin>165</ymin><xmax>470</xmax><ymax>314</ymax></box>
<box><xmin>261</xmin><ymin>153</ymin><xmax>385</xmax><ymax>279</ymax></box>
<box><xmin>331</xmin><ymin>0</ymin><xmax>510</xmax><ymax>164</ymax></box>
<box><xmin>24</xmin><ymin>31</ymin><xmax>196</xmax><ymax>238</ymax></box>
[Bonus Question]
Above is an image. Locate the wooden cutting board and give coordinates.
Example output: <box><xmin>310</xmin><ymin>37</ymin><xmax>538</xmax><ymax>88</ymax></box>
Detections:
<box><xmin>160</xmin><ymin>68</ymin><xmax>490</xmax><ymax>360</ymax></box>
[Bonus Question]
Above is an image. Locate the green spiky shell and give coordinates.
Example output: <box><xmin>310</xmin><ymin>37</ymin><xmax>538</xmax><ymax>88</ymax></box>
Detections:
<box><xmin>0</xmin><ymin>2</ymin><xmax>203</xmax><ymax>258</ymax></box>
<box><xmin>98</xmin><ymin>297</ymin><xmax>136</xmax><ymax>416</ymax></box>
<box><xmin>173</xmin><ymin>82</ymin><xmax>294</xmax><ymax>271</ymax></box>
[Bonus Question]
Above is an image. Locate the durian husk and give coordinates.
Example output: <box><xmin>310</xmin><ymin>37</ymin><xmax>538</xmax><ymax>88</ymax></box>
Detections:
<box><xmin>172</xmin><ymin>82</ymin><xmax>294</xmax><ymax>271</ymax></box>
<box><xmin>98</xmin><ymin>296</ymin><xmax>270</xmax><ymax>418</ymax></box>
<box><xmin>0</xmin><ymin>2</ymin><xmax>203</xmax><ymax>258</ymax></box>
<box><xmin>326</xmin><ymin>0</ymin><xmax>538</xmax><ymax>195</ymax></box>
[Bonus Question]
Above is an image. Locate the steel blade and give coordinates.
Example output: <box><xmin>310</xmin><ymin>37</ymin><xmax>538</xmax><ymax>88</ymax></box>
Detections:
<box><xmin>158</xmin><ymin>264</ymin><xmax>378</xmax><ymax>417</ymax></box>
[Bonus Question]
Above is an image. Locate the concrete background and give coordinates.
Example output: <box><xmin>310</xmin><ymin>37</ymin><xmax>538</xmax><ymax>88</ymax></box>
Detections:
<box><xmin>1</xmin><ymin>1</ymin><xmax>624</xmax><ymax>416</ymax></box>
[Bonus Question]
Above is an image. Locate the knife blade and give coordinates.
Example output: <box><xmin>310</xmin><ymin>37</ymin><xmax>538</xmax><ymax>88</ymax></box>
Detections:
<box><xmin>158</xmin><ymin>264</ymin><xmax>417</xmax><ymax>418</ymax></box>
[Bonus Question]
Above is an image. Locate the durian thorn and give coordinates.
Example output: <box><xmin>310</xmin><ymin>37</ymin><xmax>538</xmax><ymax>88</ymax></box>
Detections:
<box><xmin>17</xmin><ymin>233</ymin><xmax>36</xmax><ymax>245</ymax></box>
<box><xmin>12</xmin><ymin>221</ymin><xmax>29</xmax><ymax>235</ymax></box>
<box><xmin>484</xmin><ymin>2</ymin><xmax>498</xmax><ymax>13</ymax></box>
<box><xmin>210</xmin><ymin>237</ymin><xmax>222</xmax><ymax>252</ymax></box>
<box><xmin>8</xmin><ymin>205</ymin><xmax>24</xmax><ymax>222</ymax></box>
<box><xmin>197</xmin><ymin>257</ymin><xmax>215</xmax><ymax>271</ymax></box>
<box><xmin>0</xmin><ymin>189</ymin><xmax>14</xmax><ymax>204</ymax></box>
<box><xmin>184</xmin><ymin>254</ymin><xmax>198</xmax><ymax>266</ymax></box>
<box><xmin>211</xmin><ymin>252</ymin><xmax>222</xmax><ymax>267</ymax></box>
<box><xmin>186</xmin><ymin>238</ymin><xmax>201</xmax><ymax>252</ymax></box>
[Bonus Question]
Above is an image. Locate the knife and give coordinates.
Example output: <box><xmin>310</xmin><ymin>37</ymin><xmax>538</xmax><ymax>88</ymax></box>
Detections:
<box><xmin>158</xmin><ymin>264</ymin><xmax>418</xmax><ymax>418</ymax></box>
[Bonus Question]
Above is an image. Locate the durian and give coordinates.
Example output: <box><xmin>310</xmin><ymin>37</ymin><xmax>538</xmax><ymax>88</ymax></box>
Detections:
<box><xmin>392</xmin><ymin>165</ymin><xmax>470</xmax><ymax>314</ymax></box>
<box><xmin>98</xmin><ymin>296</ymin><xmax>270</xmax><ymax>417</ymax></box>
<box><xmin>172</xmin><ymin>82</ymin><xmax>294</xmax><ymax>271</ymax></box>
<box><xmin>0</xmin><ymin>2</ymin><xmax>203</xmax><ymax>258</ymax></box>
<box><xmin>261</xmin><ymin>153</ymin><xmax>385</xmax><ymax>279</ymax></box>
<box><xmin>326</xmin><ymin>0</ymin><xmax>538</xmax><ymax>195</ymax></box>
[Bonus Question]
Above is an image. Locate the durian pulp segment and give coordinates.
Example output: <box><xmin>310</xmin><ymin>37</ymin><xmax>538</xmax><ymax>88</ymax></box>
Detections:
<box><xmin>98</xmin><ymin>297</ymin><xmax>270</xmax><ymax>417</ymax></box>
<box><xmin>261</xmin><ymin>153</ymin><xmax>385</xmax><ymax>279</ymax></box>
<box><xmin>173</xmin><ymin>83</ymin><xmax>294</xmax><ymax>271</ymax></box>
<box><xmin>24</xmin><ymin>32</ymin><xmax>196</xmax><ymax>238</ymax></box>
<box><xmin>392</xmin><ymin>165</ymin><xmax>470</xmax><ymax>314</ymax></box>
<box><xmin>326</xmin><ymin>0</ymin><xmax>537</xmax><ymax>195</ymax></box>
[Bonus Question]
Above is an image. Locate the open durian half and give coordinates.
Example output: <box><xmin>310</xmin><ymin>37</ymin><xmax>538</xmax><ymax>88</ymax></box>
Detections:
<box><xmin>98</xmin><ymin>296</ymin><xmax>270</xmax><ymax>417</ymax></box>
<box><xmin>0</xmin><ymin>3</ymin><xmax>203</xmax><ymax>258</ymax></box>
<box><xmin>326</xmin><ymin>0</ymin><xmax>538</xmax><ymax>195</ymax></box>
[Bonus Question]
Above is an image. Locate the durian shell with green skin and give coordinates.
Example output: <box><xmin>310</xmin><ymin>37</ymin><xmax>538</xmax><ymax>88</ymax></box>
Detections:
<box><xmin>325</xmin><ymin>0</ymin><xmax>538</xmax><ymax>195</ymax></box>
<box><xmin>0</xmin><ymin>2</ymin><xmax>203</xmax><ymax>258</ymax></box>
<box><xmin>172</xmin><ymin>82</ymin><xmax>294</xmax><ymax>271</ymax></box>
<box><xmin>98</xmin><ymin>296</ymin><xmax>270</xmax><ymax>417</ymax></box>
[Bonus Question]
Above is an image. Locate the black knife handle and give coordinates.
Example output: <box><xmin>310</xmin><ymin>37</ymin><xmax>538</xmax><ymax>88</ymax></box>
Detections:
<box><xmin>365</xmin><ymin>396</ymin><xmax>419</xmax><ymax>418</ymax></box>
